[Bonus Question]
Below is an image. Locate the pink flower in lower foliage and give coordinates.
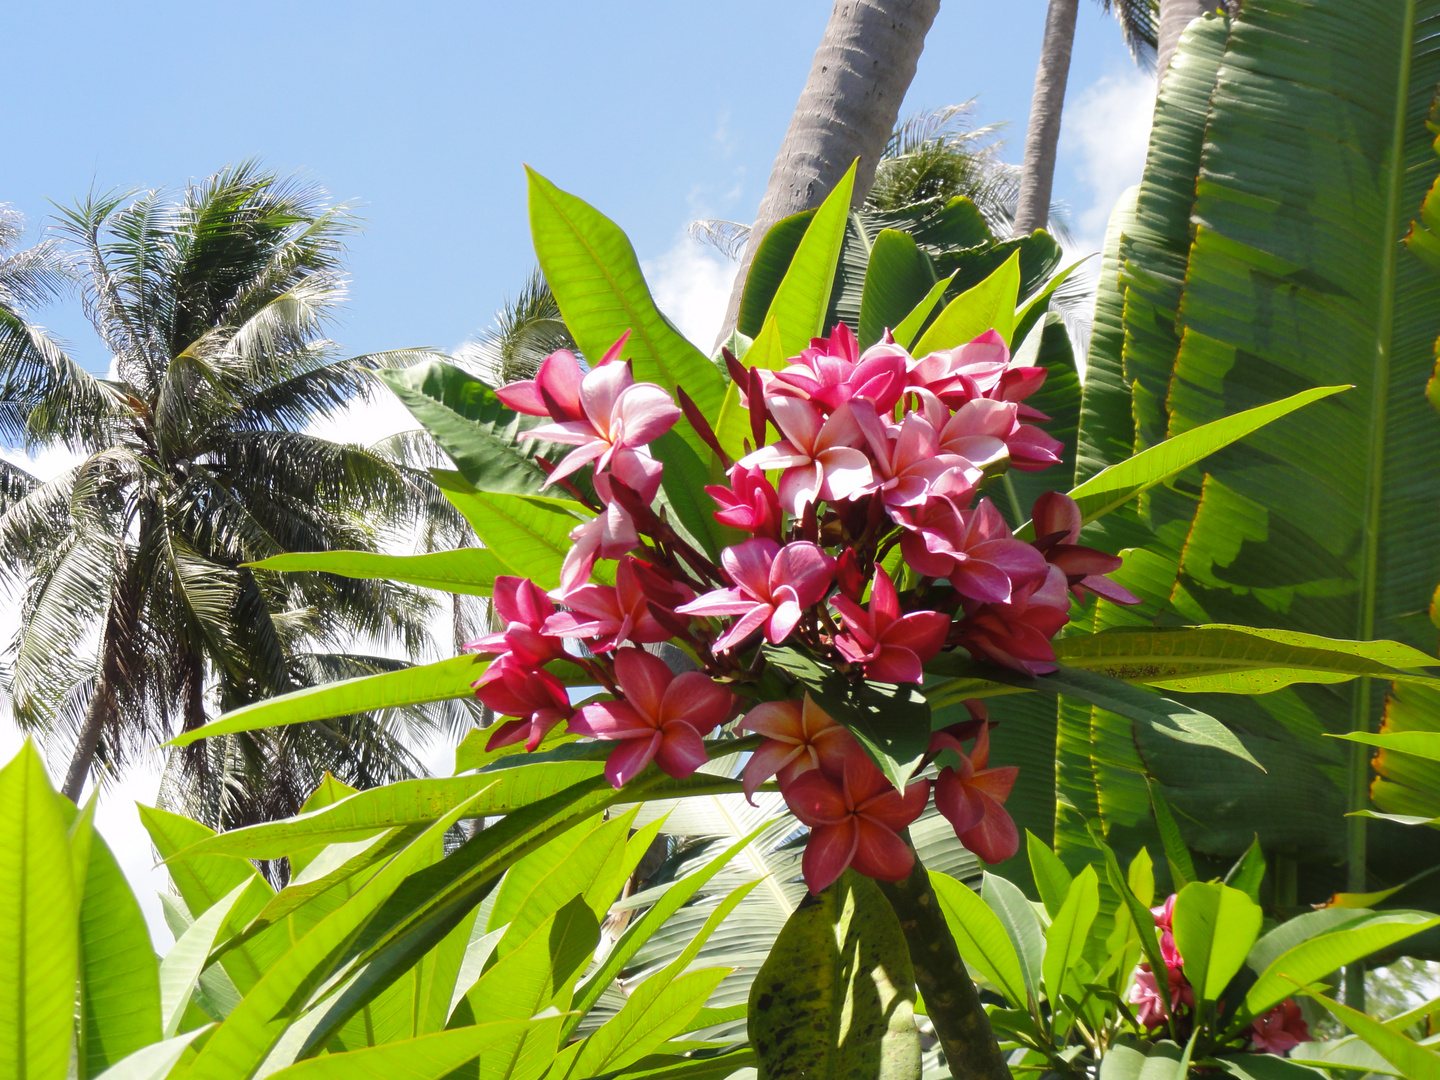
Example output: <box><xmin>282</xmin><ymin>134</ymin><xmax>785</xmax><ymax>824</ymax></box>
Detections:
<box><xmin>1130</xmin><ymin>962</ymin><xmax>1195</xmax><ymax>1030</ymax></box>
<box><xmin>761</xmin><ymin>323</ymin><xmax>907</xmax><ymax>415</ymax></box>
<box><xmin>464</xmin><ymin>576</ymin><xmax>566</xmax><ymax>666</ymax></box>
<box><xmin>544</xmin><ymin>556</ymin><xmax>688</xmax><ymax>652</ymax></box>
<box><xmin>568</xmin><ymin>647</ymin><xmax>735</xmax><ymax>787</ymax></box>
<box><xmin>1250</xmin><ymin>999</ymin><xmax>1311</xmax><ymax>1055</ymax></box>
<box><xmin>678</xmin><ymin>538</ymin><xmax>835</xmax><ymax>652</ymax></box>
<box><xmin>739</xmin><ymin>398</ymin><xmax>873</xmax><ymax>515</ymax></box>
<box><xmin>706</xmin><ymin>464</ymin><xmax>783</xmax><ymax>540</ymax></box>
<box><xmin>830</xmin><ymin>565</ymin><xmax>950</xmax><ymax>683</ymax></box>
<box><xmin>735</xmin><ymin>694</ymin><xmax>860</xmax><ymax>802</ymax></box>
<box><xmin>955</xmin><ymin>564</ymin><xmax>1072</xmax><ymax>675</ymax></box>
<box><xmin>472</xmin><ymin>655</ymin><xmax>573</xmax><ymax>752</ymax></box>
<box><xmin>783</xmin><ymin>751</ymin><xmax>929</xmax><ymax>893</ymax></box>
<box><xmin>930</xmin><ymin>721</ymin><xmax>1020</xmax><ymax>863</ymax></box>
<box><xmin>523</xmin><ymin>343</ymin><xmax>681</xmax><ymax>485</ymax></box>
<box><xmin>899</xmin><ymin>497</ymin><xmax>1048</xmax><ymax>604</ymax></box>
<box><xmin>1151</xmin><ymin>894</ymin><xmax>1182</xmax><ymax>968</ymax></box>
<box><xmin>559</xmin><ymin>452</ymin><xmax>665</xmax><ymax>591</ymax></box>
<box><xmin>1030</xmin><ymin>492</ymin><xmax>1141</xmax><ymax>605</ymax></box>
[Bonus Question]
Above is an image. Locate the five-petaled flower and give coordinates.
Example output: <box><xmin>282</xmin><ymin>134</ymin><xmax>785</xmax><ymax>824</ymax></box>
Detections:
<box><xmin>830</xmin><ymin>564</ymin><xmax>949</xmax><ymax>683</ymax></box>
<box><xmin>472</xmin><ymin>655</ymin><xmax>573</xmax><ymax>753</ymax></box>
<box><xmin>930</xmin><ymin>716</ymin><xmax>1020</xmax><ymax>863</ymax></box>
<box><xmin>783</xmin><ymin>751</ymin><xmax>929</xmax><ymax>894</ymax></box>
<box><xmin>678</xmin><ymin>538</ymin><xmax>835</xmax><ymax>653</ymax></box>
<box><xmin>735</xmin><ymin>694</ymin><xmax>860</xmax><ymax>803</ymax></box>
<box><xmin>568</xmin><ymin>647</ymin><xmax>735</xmax><ymax>788</ymax></box>
<box><xmin>739</xmin><ymin>398</ymin><xmax>873</xmax><ymax>515</ymax></box>
<box><xmin>1250</xmin><ymin>999</ymin><xmax>1311</xmax><ymax>1055</ymax></box>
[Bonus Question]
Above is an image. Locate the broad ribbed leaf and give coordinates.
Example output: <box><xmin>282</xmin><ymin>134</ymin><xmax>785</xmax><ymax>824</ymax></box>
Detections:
<box><xmin>1076</xmin><ymin>185</ymin><xmax>1140</xmax><ymax>483</ymax></box>
<box><xmin>0</xmin><ymin>744</ymin><xmax>78</xmax><ymax>1080</ymax></box>
<box><xmin>736</xmin><ymin>210</ymin><xmax>815</xmax><ymax>340</ymax></box>
<box><xmin>1302</xmin><ymin>989</ymin><xmax>1440</xmax><ymax>1080</ymax></box>
<box><xmin>379</xmin><ymin>360</ymin><xmax>550</xmax><ymax>496</ymax></box>
<box><xmin>1170</xmin><ymin>882</ymin><xmax>1261</xmax><ymax>1004</ymax></box>
<box><xmin>748</xmin><ymin>871</ymin><xmax>920</xmax><ymax>1080</ymax></box>
<box><xmin>890</xmin><ymin>273</ymin><xmax>954</xmax><ymax>350</ymax></box>
<box><xmin>1245</xmin><ymin>910</ymin><xmax>1440</xmax><ymax>1014</ymax></box>
<box><xmin>168</xmin><ymin>654</ymin><xmax>484</xmax><ymax>746</ymax></box>
<box><xmin>526</xmin><ymin>168</ymin><xmax>725</xmax><ymax>463</ymax></box>
<box><xmin>1054</xmin><ymin>1</ymin><xmax>1440</xmax><ymax>906</ymax></box>
<box><xmin>981</xmin><ymin>873</ymin><xmax>1045</xmax><ymax>1007</ymax></box>
<box><xmin>912</xmin><ymin>251</ymin><xmax>1018</xmax><ymax>355</ymax></box>
<box><xmin>437</xmin><ymin>473</ymin><xmax>595</xmax><ymax>590</ymax></box>
<box><xmin>181</xmin><ymin>787</ymin><xmax>493</xmax><ymax>1077</ymax></box>
<box><xmin>248</xmin><ymin>549</ymin><xmax>506</xmax><ymax>597</ymax></box>
<box><xmin>928</xmin><ymin>871</ymin><xmax>1027</xmax><ymax>1006</ymax></box>
<box><xmin>262</xmin><ymin>1020</ymin><xmax>537</xmax><ymax>1080</ymax></box>
<box><xmin>1043</xmin><ymin>866</ymin><xmax>1100</xmax><ymax>1004</ymax></box>
<box><xmin>766</xmin><ymin>161</ymin><xmax>857</xmax><ymax>356</ymax></box>
<box><xmin>166</xmin><ymin>764</ymin><xmax>604</xmax><ymax>860</ymax></box>
<box><xmin>858</xmin><ymin>229</ymin><xmax>936</xmax><ymax>349</ymax></box>
<box><xmin>158</xmin><ymin>881</ymin><xmax>247</xmax><ymax>1037</ymax></box>
<box><xmin>75</xmin><ymin>821</ymin><xmax>161</xmax><ymax>1074</ymax></box>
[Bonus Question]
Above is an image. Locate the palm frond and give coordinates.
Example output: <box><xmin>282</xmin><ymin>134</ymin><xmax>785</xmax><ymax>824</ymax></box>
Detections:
<box><xmin>685</xmin><ymin>220</ymin><xmax>752</xmax><ymax>261</ymax></box>
<box><xmin>1097</xmin><ymin>0</ymin><xmax>1158</xmax><ymax>71</ymax></box>
<box><xmin>457</xmin><ymin>267</ymin><xmax>577</xmax><ymax>386</ymax></box>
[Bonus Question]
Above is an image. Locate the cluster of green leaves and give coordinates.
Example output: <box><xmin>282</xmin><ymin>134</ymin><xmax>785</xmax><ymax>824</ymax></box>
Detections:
<box><xmin>932</xmin><ymin>817</ymin><xmax>1440</xmax><ymax>1077</ymax></box>
<box><xmin>1033</xmin><ymin>0</ymin><xmax>1440</xmax><ymax>915</ymax></box>
<box><xmin>0</xmin><ymin>737</ymin><xmax>775</xmax><ymax>1079</ymax></box>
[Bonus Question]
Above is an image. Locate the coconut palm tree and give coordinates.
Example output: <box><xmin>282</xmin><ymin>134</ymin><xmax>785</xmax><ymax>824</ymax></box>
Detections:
<box><xmin>716</xmin><ymin>0</ymin><xmax>943</xmax><ymax>344</ymax></box>
<box><xmin>0</xmin><ymin>164</ymin><xmax>472</xmax><ymax>823</ymax></box>
<box><xmin>1012</xmin><ymin>0</ymin><xmax>1159</xmax><ymax>236</ymax></box>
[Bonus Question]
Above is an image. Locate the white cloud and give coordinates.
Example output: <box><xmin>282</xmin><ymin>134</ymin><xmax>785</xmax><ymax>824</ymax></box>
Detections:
<box><xmin>1060</xmin><ymin>68</ymin><xmax>1155</xmax><ymax>252</ymax></box>
<box><xmin>642</xmin><ymin>236</ymin><xmax>739</xmax><ymax>355</ymax></box>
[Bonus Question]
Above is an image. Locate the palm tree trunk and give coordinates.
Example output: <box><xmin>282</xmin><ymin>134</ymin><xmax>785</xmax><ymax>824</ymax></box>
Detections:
<box><xmin>63</xmin><ymin>679</ymin><xmax>110</xmax><ymax>801</ymax></box>
<box><xmin>716</xmin><ymin>0</ymin><xmax>941</xmax><ymax>346</ymax></box>
<box><xmin>1157</xmin><ymin>0</ymin><xmax>1209</xmax><ymax>84</ymax></box>
<box><xmin>1012</xmin><ymin>0</ymin><xmax>1080</xmax><ymax>237</ymax></box>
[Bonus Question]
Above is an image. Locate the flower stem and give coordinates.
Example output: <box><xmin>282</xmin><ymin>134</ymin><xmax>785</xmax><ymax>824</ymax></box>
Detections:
<box><xmin>878</xmin><ymin>847</ymin><xmax>1012</xmax><ymax>1080</ymax></box>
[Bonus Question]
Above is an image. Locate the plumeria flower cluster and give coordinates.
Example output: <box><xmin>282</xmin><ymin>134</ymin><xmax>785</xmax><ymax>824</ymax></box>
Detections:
<box><xmin>467</xmin><ymin>322</ymin><xmax>1139</xmax><ymax>894</ymax></box>
<box><xmin>1129</xmin><ymin>896</ymin><xmax>1311</xmax><ymax>1054</ymax></box>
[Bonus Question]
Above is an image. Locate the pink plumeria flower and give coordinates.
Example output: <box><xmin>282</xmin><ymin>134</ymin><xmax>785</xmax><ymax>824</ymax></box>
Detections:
<box><xmin>1250</xmin><ymin>999</ymin><xmax>1310</xmax><ymax>1055</ymax></box>
<box><xmin>852</xmin><ymin>403</ymin><xmax>983</xmax><ymax>517</ymax></box>
<box><xmin>677</xmin><ymin>538</ymin><xmax>835</xmax><ymax>653</ymax></box>
<box><xmin>706</xmin><ymin>463</ymin><xmax>783</xmax><ymax>540</ymax></box>
<box><xmin>472</xmin><ymin>655</ymin><xmax>573</xmax><ymax>752</ymax></box>
<box><xmin>783</xmin><ymin>750</ymin><xmax>929</xmax><ymax>893</ymax></box>
<box><xmin>544</xmin><ymin>556</ymin><xmax>688</xmax><ymax>652</ymax></box>
<box><xmin>930</xmin><ymin>723</ymin><xmax>1019</xmax><ymax>863</ymax></box>
<box><xmin>463</xmin><ymin>576</ymin><xmax>566</xmax><ymax>667</ymax></box>
<box><xmin>1130</xmin><ymin>963</ymin><xmax>1195</xmax><ymax>1029</ymax></box>
<box><xmin>523</xmin><ymin>339</ymin><xmax>680</xmax><ymax>486</ymax></box>
<box><xmin>905</xmin><ymin>329</ymin><xmax>1012</xmax><ymax>407</ymax></box>
<box><xmin>496</xmin><ymin>346</ymin><xmax>589</xmax><ymax>421</ymax></box>
<box><xmin>955</xmin><ymin>563</ymin><xmax>1072</xmax><ymax>675</ymax></box>
<box><xmin>738</xmin><ymin>398</ymin><xmax>873</xmax><ymax>515</ymax></box>
<box><xmin>569</xmin><ymin>647</ymin><xmax>735</xmax><ymax>788</ymax></box>
<box><xmin>735</xmin><ymin>694</ymin><xmax>860</xmax><ymax>802</ymax></box>
<box><xmin>830</xmin><ymin>565</ymin><xmax>949</xmax><ymax>684</ymax></box>
<box><xmin>1151</xmin><ymin>893</ymin><xmax>1182</xmax><ymax>967</ymax></box>
<box><xmin>559</xmin><ymin>452</ymin><xmax>664</xmax><ymax>592</ymax></box>
<box><xmin>1030</xmin><ymin>492</ymin><xmax>1141</xmax><ymax>605</ymax></box>
<box><xmin>760</xmin><ymin>323</ymin><xmax>908</xmax><ymax>415</ymax></box>
<box><xmin>899</xmin><ymin>497</ymin><xmax>1049</xmax><ymax>604</ymax></box>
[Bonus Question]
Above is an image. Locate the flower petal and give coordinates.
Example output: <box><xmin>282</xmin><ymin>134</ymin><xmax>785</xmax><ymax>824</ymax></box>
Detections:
<box><xmin>605</xmin><ymin>733</ymin><xmax>661</xmax><ymax>788</ymax></box>
<box><xmin>783</xmin><ymin>769</ymin><xmax>852</xmax><ymax>827</ymax></box>
<box><xmin>660</xmin><ymin>671</ymin><xmax>733</xmax><ymax>734</ymax></box>
<box><xmin>655</xmin><ymin>720</ymin><xmax>710</xmax><ymax>778</ymax></box>
<box><xmin>737</xmin><ymin>699</ymin><xmax>803</xmax><ymax>741</ymax></box>
<box><xmin>742</xmin><ymin>739</ymin><xmax>805</xmax><ymax>802</ymax></box>
<box><xmin>851</xmin><ymin>819</ymin><xmax>916</xmax><ymax>882</ymax></box>
<box><xmin>801</xmin><ymin>821</ymin><xmax>859</xmax><ymax>894</ymax></box>
<box><xmin>613</xmin><ymin>647</ymin><xmax>673</xmax><ymax>721</ymax></box>
<box><xmin>613</xmin><ymin>383</ymin><xmax>681</xmax><ymax>447</ymax></box>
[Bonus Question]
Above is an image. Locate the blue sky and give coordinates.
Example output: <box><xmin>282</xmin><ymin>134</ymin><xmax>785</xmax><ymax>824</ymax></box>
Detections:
<box><xmin>5</xmin><ymin>0</ymin><xmax>1153</xmax><ymax>373</ymax></box>
<box><xmin>1</xmin><ymin>0</ymin><xmax>1157</xmax><ymax>939</ymax></box>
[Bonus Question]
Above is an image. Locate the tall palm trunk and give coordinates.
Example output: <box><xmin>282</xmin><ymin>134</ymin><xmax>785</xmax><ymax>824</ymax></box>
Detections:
<box><xmin>717</xmin><ymin>0</ymin><xmax>941</xmax><ymax>346</ymax></box>
<box><xmin>1012</xmin><ymin>0</ymin><xmax>1080</xmax><ymax>237</ymax></box>
<box><xmin>1156</xmin><ymin>0</ymin><xmax>1208</xmax><ymax>83</ymax></box>
<box><xmin>62</xmin><ymin>677</ymin><xmax>111</xmax><ymax>801</ymax></box>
